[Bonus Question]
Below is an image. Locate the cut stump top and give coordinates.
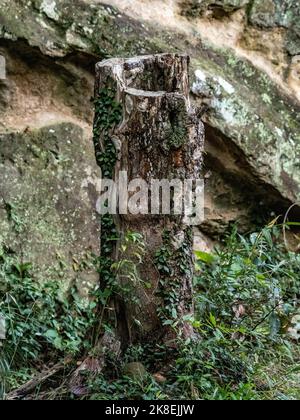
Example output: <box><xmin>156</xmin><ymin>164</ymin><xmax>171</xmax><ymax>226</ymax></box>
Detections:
<box><xmin>96</xmin><ymin>53</ymin><xmax>190</xmax><ymax>98</ymax></box>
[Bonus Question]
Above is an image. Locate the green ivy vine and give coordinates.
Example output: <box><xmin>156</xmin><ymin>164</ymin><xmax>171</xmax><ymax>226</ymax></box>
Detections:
<box><xmin>93</xmin><ymin>86</ymin><xmax>122</xmax><ymax>291</ymax></box>
<box><xmin>155</xmin><ymin>227</ymin><xmax>193</xmax><ymax>326</ymax></box>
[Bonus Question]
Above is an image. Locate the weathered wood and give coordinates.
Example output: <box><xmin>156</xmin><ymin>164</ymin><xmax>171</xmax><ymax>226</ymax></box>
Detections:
<box><xmin>94</xmin><ymin>54</ymin><xmax>204</xmax><ymax>346</ymax></box>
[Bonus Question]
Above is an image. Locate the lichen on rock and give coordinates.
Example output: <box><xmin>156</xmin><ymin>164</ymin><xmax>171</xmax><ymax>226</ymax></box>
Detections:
<box><xmin>190</xmin><ymin>44</ymin><xmax>300</xmax><ymax>232</ymax></box>
<box><xmin>248</xmin><ymin>0</ymin><xmax>300</xmax><ymax>57</ymax></box>
<box><xmin>40</xmin><ymin>0</ymin><xmax>60</xmax><ymax>22</ymax></box>
<box><xmin>0</xmin><ymin>0</ymin><xmax>299</xmax><ymax>246</ymax></box>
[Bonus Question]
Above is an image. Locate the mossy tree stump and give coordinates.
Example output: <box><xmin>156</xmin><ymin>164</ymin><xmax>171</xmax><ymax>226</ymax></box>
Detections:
<box><xmin>94</xmin><ymin>54</ymin><xmax>204</xmax><ymax>347</ymax></box>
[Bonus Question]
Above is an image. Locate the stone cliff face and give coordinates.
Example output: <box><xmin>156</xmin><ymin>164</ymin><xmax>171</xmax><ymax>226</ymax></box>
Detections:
<box><xmin>0</xmin><ymin>124</ymin><xmax>101</xmax><ymax>295</ymax></box>
<box><xmin>0</xmin><ymin>0</ymin><xmax>299</xmax><ymax>286</ymax></box>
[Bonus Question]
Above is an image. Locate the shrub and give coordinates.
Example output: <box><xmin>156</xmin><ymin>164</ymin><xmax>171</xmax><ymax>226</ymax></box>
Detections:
<box><xmin>0</xmin><ymin>249</ymin><xmax>97</xmax><ymax>396</ymax></box>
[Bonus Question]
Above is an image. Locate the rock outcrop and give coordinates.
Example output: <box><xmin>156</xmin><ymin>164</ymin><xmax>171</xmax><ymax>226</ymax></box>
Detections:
<box><xmin>0</xmin><ymin>122</ymin><xmax>101</xmax><ymax>296</ymax></box>
<box><xmin>0</xmin><ymin>0</ymin><xmax>299</xmax><ymax>270</ymax></box>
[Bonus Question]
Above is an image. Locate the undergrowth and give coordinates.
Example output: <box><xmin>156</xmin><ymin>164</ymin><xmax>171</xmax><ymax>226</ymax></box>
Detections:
<box><xmin>0</xmin><ymin>250</ymin><xmax>98</xmax><ymax>398</ymax></box>
<box><xmin>0</xmin><ymin>224</ymin><xmax>299</xmax><ymax>400</ymax></box>
<box><xmin>87</xmin><ymin>224</ymin><xmax>300</xmax><ymax>401</ymax></box>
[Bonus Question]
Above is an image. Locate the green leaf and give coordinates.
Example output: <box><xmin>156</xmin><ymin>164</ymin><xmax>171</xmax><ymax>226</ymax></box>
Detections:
<box><xmin>45</xmin><ymin>329</ymin><xmax>59</xmax><ymax>339</ymax></box>
<box><xmin>53</xmin><ymin>337</ymin><xmax>63</xmax><ymax>350</ymax></box>
<box><xmin>209</xmin><ymin>313</ymin><xmax>217</xmax><ymax>328</ymax></box>
<box><xmin>172</xmin><ymin>308</ymin><xmax>178</xmax><ymax>319</ymax></box>
<box><xmin>194</xmin><ymin>251</ymin><xmax>215</xmax><ymax>264</ymax></box>
<box><xmin>285</xmin><ymin>222</ymin><xmax>300</xmax><ymax>227</ymax></box>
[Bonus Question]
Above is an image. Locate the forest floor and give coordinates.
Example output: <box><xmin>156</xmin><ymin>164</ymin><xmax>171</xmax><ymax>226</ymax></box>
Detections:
<box><xmin>1</xmin><ymin>224</ymin><xmax>299</xmax><ymax>400</ymax></box>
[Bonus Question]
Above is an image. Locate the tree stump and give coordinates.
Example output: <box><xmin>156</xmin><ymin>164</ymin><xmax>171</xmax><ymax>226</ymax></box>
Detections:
<box><xmin>94</xmin><ymin>54</ymin><xmax>204</xmax><ymax>347</ymax></box>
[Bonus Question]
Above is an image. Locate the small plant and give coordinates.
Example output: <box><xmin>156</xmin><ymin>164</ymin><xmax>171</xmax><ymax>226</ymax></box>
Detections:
<box><xmin>94</xmin><ymin>231</ymin><xmax>147</xmax><ymax>340</ymax></box>
<box><xmin>2</xmin><ymin>201</ymin><xmax>25</xmax><ymax>233</ymax></box>
<box><xmin>0</xmin><ymin>250</ymin><xmax>98</xmax><ymax>397</ymax></box>
<box><xmin>111</xmin><ymin>231</ymin><xmax>148</xmax><ymax>299</ymax></box>
<box><xmin>194</xmin><ymin>225</ymin><xmax>299</xmax><ymax>339</ymax></box>
<box><xmin>154</xmin><ymin>228</ymin><xmax>193</xmax><ymax>330</ymax></box>
<box><xmin>87</xmin><ymin>224</ymin><xmax>299</xmax><ymax>401</ymax></box>
<box><xmin>1</xmin><ymin>224</ymin><xmax>299</xmax><ymax>400</ymax></box>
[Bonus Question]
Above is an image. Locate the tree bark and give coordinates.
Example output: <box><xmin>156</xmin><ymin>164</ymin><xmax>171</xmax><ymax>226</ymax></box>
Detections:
<box><xmin>94</xmin><ymin>54</ymin><xmax>204</xmax><ymax>347</ymax></box>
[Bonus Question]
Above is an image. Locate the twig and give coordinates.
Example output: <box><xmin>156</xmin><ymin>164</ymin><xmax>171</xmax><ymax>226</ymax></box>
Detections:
<box><xmin>251</xmin><ymin>303</ymin><xmax>281</xmax><ymax>333</ymax></box>
<box><xmin>283</xmin><ymin>203</ymin><xmax>299</xmax><ymax>251</ymax></box>
<box><xmin>5</xmin><ymin>357</ymin><xmax>73</xmax><ymax>400</ymax></box>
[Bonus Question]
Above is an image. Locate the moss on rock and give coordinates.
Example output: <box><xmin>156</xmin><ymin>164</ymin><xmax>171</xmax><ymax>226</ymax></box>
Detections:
<box><xmin>0</xmin><ymin>0</ymin><xmax>299</xmax><ymax>240</ymax></box>
<box><xmin>0</xmin><ymin>123</ymin><xmax>101</xmax><ymax>295</ymax></box>
<box><xmin>191</xmin><ymin>44</ymin><xmax>300</xmax><ymax>205</ymax></box>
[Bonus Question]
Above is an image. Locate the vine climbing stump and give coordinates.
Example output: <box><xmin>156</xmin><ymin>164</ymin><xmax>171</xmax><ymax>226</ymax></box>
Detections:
<box><xmin>94</xmin><ymin>54</ymin><xmax>204</xmax><ymax>346</ymax></box>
